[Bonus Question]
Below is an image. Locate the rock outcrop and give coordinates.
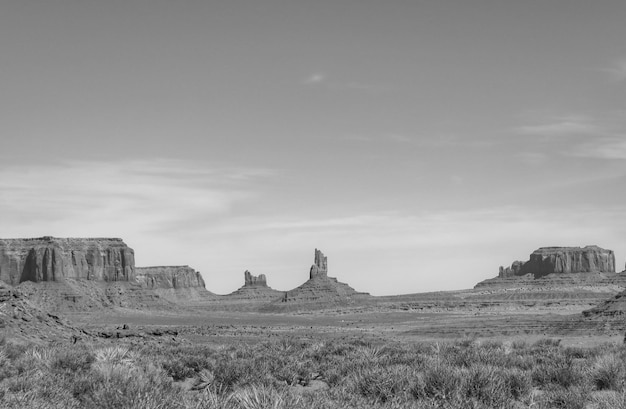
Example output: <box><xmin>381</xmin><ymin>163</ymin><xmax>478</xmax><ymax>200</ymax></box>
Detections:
<box><xmin>265</xmin><ymin>249</ymin><xmax>369</xmax><ymax>311</ymax></box>
<box><xmin>136</xmin><ymin>266</ymin><xmax>206</xmax><ymax>289</ymax></box>
<box><xmin>476</xmin><ymin>245</ymin><xmax>620</xmax><ymax>290</ymax></box>
<box><xmin>0</xmin><ymin>237</ymin><xmax>135</xmax><ymax>285</ymax></box>
<box><xmin>521</xmin><ymin>246</ymin><xmax>615</xmax><ymax>278</ymax></box>
<box><xmin>135</xmin><ymin>265</ymin><xmax>213</xmax><ymax>303</ymax></box>
<box><xmin>0</xmin><ymin>281</ymin><xmax>91</xmax><ymax>342</ymax></box>
<box><xmin>223</xmin><ymin>271</ymin><xmax>283</xmax><ymax>302</ymax></box>
<box><xmin>244</xmin><ymin>270</ymin><xmax>268</xmax><ymax>287</ymax></box>
<box><xmin>309</xmin><ymin>249</ymin><xmax>328</xmax><ymax>279</ymax></box>
<box><xmin>496</xmin><ymin>246</ymin><xmax>615</xmax><ymax>280</ymax></box>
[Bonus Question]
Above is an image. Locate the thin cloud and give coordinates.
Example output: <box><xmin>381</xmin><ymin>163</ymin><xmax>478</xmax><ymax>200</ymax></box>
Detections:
<box><xmin>303</xmin><ymin>73</ymin><xmax>326</xmax><ymax>84</ymax></box>
<box><xmin>602</xmin><ymin>59</ymin><xmax>626</xmax><ymax>82</ymax></box>
<box><xmin>0</xmin><ymin>159</ymin><xmax>275</xmax><ymax>237</ymax></box>
<box><xmin>302</xmin><ymin>73</ymin><xmax>388</xmax><ymax>92</ymax></box>
<box><xmin>386</xmin><ymin>133</ymin><xmax>412</xmax><ymax>143</ymax></box>
<box><xmin>568</xmin><ymin>137</ymin><xmax>626</xmax><ymax>160</ymax></box>
<box><xmin>514</xmin><ymin>117</ymin><xmax>601</xmax><ymax>137</ymax></box>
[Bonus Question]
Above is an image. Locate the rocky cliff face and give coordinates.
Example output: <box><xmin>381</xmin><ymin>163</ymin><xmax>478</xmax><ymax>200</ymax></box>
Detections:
<box><xmin>136</xmin><ymin>266</ymin><xmax>206</xmax><ymax>289</ymax></box>
<box><xmin>244</xmin><ymin>270</ymin><xmax>268</xmax><ymax>287</ymax></box>
<box><xmin>135</xmin><ymin>265</ymin><xmax>212</xmax><ymax>304</ymax></box>
<box><xmin>498</xmin><ymin>246</ymin><xmax>616</xmax><ymax>279</ymax></box>
<box><xmin>309</xmin><ymin>249</ymin><xmax>328</xmax><ymax>279</ymax></box>
<box><xmin>0</xmin><ymin>237</ymin><xmax>135</xmax><ymax>285</ymax></box>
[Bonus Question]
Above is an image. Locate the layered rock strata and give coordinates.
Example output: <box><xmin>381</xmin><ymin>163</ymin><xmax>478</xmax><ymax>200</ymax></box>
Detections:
<box><xmin>476</xmin><ymin>245</ymin><xmax>621</xmax><ymax>290</ymax></box>
<box><xmin>267</xmin><ymin>249</ymin><xmax>369</xmax><ymax>310</ymax></box>
<box><xmin>310</xmin><ymin>248</ymin><xmax>328</xmax><ymax>279</ymax></box>
<box><xmin>136</xmin><ymin>265</ymin><xmax>212</xmax><ymax>303</ymax></box>
<box><xmin>136</xmin><ymin>266</ymin><xmax>206</xmax><ymax>289</ymax></box>
<box><xmin>498</xmin><ymin>246</ymin><xmax>615</xmax><ymax>279</ymax></box>
<box><xmin>224</xmin><ymin>271</ymin><xmax>283</xmax><ymax>301</ymax></box>
<box><xmin>244</xmin><ymin>270</ymin><xmax>268</xmax><ymax>287</ymax></box>
<box><xmin>583</xmin><ymin>290</ymin><xmax>626</xmax><ymax>318</ymax></box>
<box><xmin>0</xmin><ymin>237</ymin><xmax>135</xmax><ymax>285</ymax></box>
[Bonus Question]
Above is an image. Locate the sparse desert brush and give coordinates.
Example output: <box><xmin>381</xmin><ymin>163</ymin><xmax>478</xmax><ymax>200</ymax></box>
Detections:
<box><xmin>352</xmin><ymin>365</ymin><xmax>413</xmax><ymax>403</ymax></box>
<box><xmin>461</xmin><ymin>364</ymin><xmax>512</xmax><ymax>407</ymax></box>
<box><xmin>541</xmin><ymin>384</ymin><xmax>591</xmax><ymax>409</ymax></box>
<box><xmin>533</xmin><ymin>338</ymin><xmax>562</xmax><ymax>348</ymax></box>
<box><xmin>411</xmin><ymin>362</ymin><xmax>464</xmax><ymax>401</ymax></box>
<box><xmin>531</xmin><ymin>352</ymin><xmax>586</xmax><ymax>389</ymax></box>
<box><xmin>230</xmin><ymin>384</ymin><xmax>300</xmax><ymax>409</ymax></box>
<box><xmin>591</xmin><ymin>353</ymin><xmax>626</xmax><ymax>391</ymax></box>
<box><xmin>52</xmin><ymin>346</ymin><xmax>94</xmax><ymax>372</ymax></box>
<box><xmin>4</xmin><ymin>336</ymin><xmax>626</xmax><ymax>409</ymax></box>
<box><xmin>93</xmin><ymin>345</ymin><xmax>135</xmax><ymax>365</ymax></box>
<box><xmin>591</xmin><ymin>390</ymin><xmax>626</xmax><ymax>409</ymax></box>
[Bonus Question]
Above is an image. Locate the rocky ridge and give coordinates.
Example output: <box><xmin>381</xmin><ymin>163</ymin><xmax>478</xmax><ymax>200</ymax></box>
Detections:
<box><xmin>583</xmin><ymin>267</ymin><xmax>626</xmax><ymax>319</ymax></box>
<box><xmin>0</xmin><ymin>281</ymin><xmax>89</xmax><ymax>342</ymax></box>
<box><xmin>0</xmin><ymin>237</ymin><xmax>135</xmax><ymax>285</ymax></box>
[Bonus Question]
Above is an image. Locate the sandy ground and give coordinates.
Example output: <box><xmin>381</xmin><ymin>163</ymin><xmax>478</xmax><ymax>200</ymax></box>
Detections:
<box><xmin>64</xmin><ymin>305</ymin><xmax>626</xmax><ymax>348</ymax></box>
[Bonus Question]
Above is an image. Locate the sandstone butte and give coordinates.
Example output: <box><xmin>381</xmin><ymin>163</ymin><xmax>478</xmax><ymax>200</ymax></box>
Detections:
<box><xmin>0</xmin><ymin>237</ymin><xmax>136</xmax><ymax>285</ymax></box>
<box><xmin>136</xmin><ymin>266</ymin><xmax>206</xmax><ymax>290</ymax></box>
<box><xmin>222</xmin><ymin>270</ymin><xmax>283</xmax><ymax>301</ymax></box>
<box><xmin>0</xmin><ymin>237</ymin><xmax>207</xmax><ymax>292</ymax></box>
<box><xmin>271</xmin><ymin>249</ymin><xmax>369</xmax><ymax>308</ymax></box>
<box><xmin>499</xmin><ymin>246</ymin><xmax>616</xmax><ymax>278</ymax></box>
<box><xmin>475</xmin><ymin>245</ymin><xmax>621</xmax><ymax>289</ymax></box>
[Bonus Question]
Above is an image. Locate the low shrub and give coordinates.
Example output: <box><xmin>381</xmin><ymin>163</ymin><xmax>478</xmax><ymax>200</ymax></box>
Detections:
<box><xmin>591</xmin><ymin>353</ymin><xmax>626</xmax><ymax>391</ymax></box>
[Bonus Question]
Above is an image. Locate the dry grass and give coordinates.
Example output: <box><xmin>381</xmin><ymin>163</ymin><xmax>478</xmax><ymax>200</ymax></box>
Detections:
<box><xmin>1</xmin><ymin>336</ymin><xmax>625</xmax><ymax>408</ymax></box>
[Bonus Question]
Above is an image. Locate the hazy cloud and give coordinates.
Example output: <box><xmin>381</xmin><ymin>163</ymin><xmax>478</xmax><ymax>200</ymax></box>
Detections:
<box><xmin>303</xmin><ymin>73</ymin><xmax>327</xmax><ymax>84</ymax></box>
<box><xmin>514</xmin><ymin>117</ymin><xmax>601</xmax><ymax>137</ymax></box>
<box><xmin>602</xmin><ymin>59</ymin><xmax>626</xmax><ymax>82</ymax></box>
<box><xmin>0</xmin><ymin>159</ymin><xmax>274</xmax><ymax>237</ymax></box>
<box><xmin>302</xmin><ymin>73</ymin><xmax>388</xmax><ymax>92</ymax></box>
<box><xmin>568</xmin><ymin>137</ymin><xmax>626</xmax><ymax>160</ymax></box>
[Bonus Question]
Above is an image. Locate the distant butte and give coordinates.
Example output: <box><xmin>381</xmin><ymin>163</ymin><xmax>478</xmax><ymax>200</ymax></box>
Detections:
<box><xmin>264</xmin><ymin>249</ymin><xmax>369</xmax><ymax>311</ymax></box>
<box><xmin>475</xmin><ymin>245</ymin><xmax>622</xmax><ymax>288</ymax></box>
<box><xmin>223</xmin><ymin>270</ymin><xmax>283</xmax><ymax>301</ymax></box>
<box><xmin>136</xmin><ymin>265</ymin><xmax>213</xmax><ymax>302</ymax></box>
<box><xmin>0</xmin><ymin>237</ymin><xmax>135</xmax><ymax>284</ymax></box>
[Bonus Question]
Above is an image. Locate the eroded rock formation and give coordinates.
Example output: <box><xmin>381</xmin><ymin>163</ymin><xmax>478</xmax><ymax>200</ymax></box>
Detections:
<box><xmin>266</xmin><ymin>249</ymin><xmax>369</xmax><ymax>311</ymax></box>
<box><xmin>136</xmin><ymin>266</ymin><xmax>206</xmax><ymax>289</ymax></box>
<box><xmin>135</xmin><ymin>265</ymin><xmax>212</xmax><ymax>303</ymax></box>
<box><xmin>0</xmin><ymin>237</ymin><xmax>135</xmax><ymax>285</ymax></box>
<box><xmin>310</xmin><ymin>249</ymin><xmax>328</xmax><ymax>279</ymax></box>
<box><xmin>244</xmin><ymin>270</ymin><xmax>268</xmax><ymax>287</ymax></box>
<box><xmin>224</xmin><ymin>270</ymin><xmax>282</xmax><ymax>302</ymax></box>
<box><xmin>498</xmin><ymin>246</ymin><xmax>615</xmax><ymax>279</ymax></box>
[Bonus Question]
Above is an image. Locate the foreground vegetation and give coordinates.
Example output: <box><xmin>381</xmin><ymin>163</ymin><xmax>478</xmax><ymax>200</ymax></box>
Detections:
<box><xmin>1</xmin><ymin>336</ymin><xmax>626</xmax><ymax>408</ymax></box>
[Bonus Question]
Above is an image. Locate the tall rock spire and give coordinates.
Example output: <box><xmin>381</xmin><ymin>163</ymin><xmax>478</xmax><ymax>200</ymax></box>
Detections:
<box><xmin>309</xmin><ymin>248</ymin><xmax>328</xmax><ymax>279</ymax></box>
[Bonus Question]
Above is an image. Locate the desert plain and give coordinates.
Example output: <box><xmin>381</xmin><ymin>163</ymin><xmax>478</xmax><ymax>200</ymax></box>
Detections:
<box><xmin>2</xmin><ymin>238</ymin><xmax>626</xmax><ymax>408</ymax></box>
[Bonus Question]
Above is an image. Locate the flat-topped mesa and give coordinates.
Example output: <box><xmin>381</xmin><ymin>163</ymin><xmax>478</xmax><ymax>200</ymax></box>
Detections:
<box><xmin>0</xmin><ymin>237</ymin><xmax>135</xmax><ymax>285</ymax></box>
<box><xmin>523</xmin><ymin>246</ymin><xmax>615</xmax><ymax>278</ymax></box>
<box><xmin>499</xmin><ymin>245</ymin><xmax>615</xmax><ymax>279</ymax></box>
<box><xmin>309</xmin><ymin>248</ymin><xmax>328</xmax><ymax>279</ymax></box>
<box><xmin>136</xmin><ymin>266</ymin><xmax>206</xmax><ymax>289</ymax></box>
<box><xmin>244</xmin><ymin>270</ymin><xmax>268</xmax><ymax>287</ymax></box>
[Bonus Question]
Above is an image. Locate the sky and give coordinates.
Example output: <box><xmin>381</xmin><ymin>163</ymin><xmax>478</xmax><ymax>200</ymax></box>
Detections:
<box><xmin>1</xmin><ymin>0</ymin><xmax>625</xmax><ymax>295</ymax></box>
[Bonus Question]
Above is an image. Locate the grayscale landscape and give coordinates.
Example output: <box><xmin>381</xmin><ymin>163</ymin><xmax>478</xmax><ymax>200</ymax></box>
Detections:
<box><xmin>1</xmin><ymin>1</ymin><xmax>626</xmax><ymax>408</ymax></box>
